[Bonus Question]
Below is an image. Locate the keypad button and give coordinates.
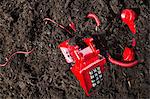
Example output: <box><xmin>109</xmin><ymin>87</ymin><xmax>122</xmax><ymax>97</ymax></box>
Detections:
<box><xmin>97</xmin><ymin>67</ymin><xmax>100</xmax><ymax>70</ymax></box>
<box><xmin>89</xmin><ymin>71</ymin><xmax>93</xmax><ymax>75</ymax></box>
<box><xmin>99</xmin><ymin>74</ymin><xmax>102</xmax><ymax>78</ymax></box>
<box><xmin>91</xmin><ymin>80</ymin><xmax>95</xmax><ymax>83</ymax></box>
<box><xmin>90</xmin><ymin>75</ymin><xmax>94</xmax><ymax>79</ymax></box>
<box><xmin>98</xmin><ymin>70</ymin><xmax>101</xmax><ymax>74</ymax></box>
<box><xmin>93</xmin><ymin>69</ymin><xmax>97</xmax><ymax>73</ymax></box>
<box><xmin>95</xmin><ymin>73</ymin><xmax>98</xmax><ymax>77</ymax></box>
<box><xmin>97</xmin><ymin>80</ymin><xmax>100</xmax><ymax>84</ymax></box>
<box><xmin>92</xmin><ymin>83</ymin><xmax>96</xmax><ymax>87</ymax></box>
<box><xmin>96</xmin><ymin>77</ymin><xmax>99</xmax><ymax>80</ymax></box>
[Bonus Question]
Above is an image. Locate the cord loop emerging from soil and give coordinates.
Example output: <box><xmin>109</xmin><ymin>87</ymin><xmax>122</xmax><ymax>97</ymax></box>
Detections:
<box><xmin>0</xmin><ymin>48</ymin><xmax>35</xmax><ymax>67</ymax></box>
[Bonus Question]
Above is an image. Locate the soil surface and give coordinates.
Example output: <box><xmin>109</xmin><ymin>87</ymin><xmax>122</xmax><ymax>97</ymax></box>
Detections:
<box><xmin>0</xmin><ymin>0</ymin><xmax>150</xmax><ymax>99</ymax></box>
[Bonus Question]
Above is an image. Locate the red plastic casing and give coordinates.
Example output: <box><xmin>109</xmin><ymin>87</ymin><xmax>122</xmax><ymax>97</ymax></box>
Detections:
<box><xmin>123</xmin><ymin>47</ymin><xmax>135</xmax><ymax>62</ymax></box>
<box><xmin>58</xmin><ymin>37</ymin><xmax>106</xmax><ymax>96</ymax></box>
<box><xmin>121</xmin><ymin>9</ymin><xmax>137</xmax><ymax>34</ymax></box>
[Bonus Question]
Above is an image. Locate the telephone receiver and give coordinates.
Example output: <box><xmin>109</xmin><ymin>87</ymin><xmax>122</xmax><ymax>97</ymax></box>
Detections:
<box><xmin>108</xmin><ymin>9</ymin><xmax>140</xmax><ymax>67</ymax></box>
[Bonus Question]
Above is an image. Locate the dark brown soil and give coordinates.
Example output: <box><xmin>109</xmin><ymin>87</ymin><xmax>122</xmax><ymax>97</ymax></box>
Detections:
<box><xmin>0</xmin><ymin>0</ymin><xmax>149</xmax><ymax>99</ymax></box>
